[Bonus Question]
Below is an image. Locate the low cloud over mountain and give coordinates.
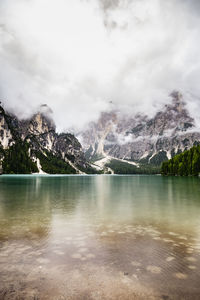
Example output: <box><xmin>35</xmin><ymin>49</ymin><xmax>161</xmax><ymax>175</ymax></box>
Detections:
<box><xmin>0</xmin><ymin>0</ymin><xmax>200</xmax><ymax>131</ymax></box>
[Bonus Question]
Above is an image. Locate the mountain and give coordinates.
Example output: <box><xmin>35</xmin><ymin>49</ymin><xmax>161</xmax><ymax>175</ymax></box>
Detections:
<box><xmin>80</xmin><ymin>92</ymin><xmax>200</xmax><ymax>169</ymax></box>
<box><xmin>0</xmin><ymin>103</ymin><xmax>94</xmax><ymax>174</ymax></box>
<box><xmin>1</xmin><ymin>91</ymin><xmax>199</xmax><ymax>175</ymax></box>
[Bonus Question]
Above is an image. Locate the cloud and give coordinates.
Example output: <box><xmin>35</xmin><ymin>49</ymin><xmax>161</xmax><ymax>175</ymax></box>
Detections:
<box><xmin>0</xmin><ymin>0</ymin><xmax>200</xmax><ymax>131</ymax></box>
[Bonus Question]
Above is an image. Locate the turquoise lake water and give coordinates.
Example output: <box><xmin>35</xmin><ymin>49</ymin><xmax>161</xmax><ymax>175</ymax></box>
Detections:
<box><xmin>0</xmin><ymin>175</ymin><xmax>200</xmax><ymax>299</ymax></box>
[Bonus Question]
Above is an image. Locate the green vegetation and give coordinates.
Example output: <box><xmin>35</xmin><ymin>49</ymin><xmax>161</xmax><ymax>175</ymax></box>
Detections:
<box><xmin>161</xmin><ymin>145</ymin><xmax>200</xmax><ymax>176</ymax></box>
<box><xmin>105</xmin><ymin>159</ymin><xmax>160</xmax><ymax>175</ymax></box>
<box><xmin>139</xmin><ymin>151</ymin><xmax>168</xmax><ymax>166</ymax></box>
<box><xmin>35</xmin><ymin>150</ymin><xmax>77</xmax><ymax>174</ymax></box>
<box><xmin>149</xmin><ymin>151</ymin><xmax>168</xmax><ymax>166</ymax></box>
<box><xmin>1</xmin><ymin>141</ymin><xmax>78</xmax><ymax>174</ymax></box>
<box><xmin>2</xmin><ymin>141</ymin><xmax>38</xmax><ymax>174</ymax></box>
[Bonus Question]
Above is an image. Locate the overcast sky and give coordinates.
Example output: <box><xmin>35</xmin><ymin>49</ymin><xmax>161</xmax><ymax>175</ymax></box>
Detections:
<box><xmin>0</xmin><ymin>0</ymin><xmax>200</xmax><ymax>131</ymax></box>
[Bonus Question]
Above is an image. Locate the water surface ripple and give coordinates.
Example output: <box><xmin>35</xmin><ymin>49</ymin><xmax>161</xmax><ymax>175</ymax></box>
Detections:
<box><xmin>0</xmin><ymin>175</ymin><xmax>200</xmax><ymax>299</ymax></box>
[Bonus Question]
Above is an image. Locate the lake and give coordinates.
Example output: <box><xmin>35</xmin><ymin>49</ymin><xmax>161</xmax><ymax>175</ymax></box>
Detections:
<box><xmin>0</xmin><ymin>175</ymin><xmax>200</xmax><ymax>299</ymax></box>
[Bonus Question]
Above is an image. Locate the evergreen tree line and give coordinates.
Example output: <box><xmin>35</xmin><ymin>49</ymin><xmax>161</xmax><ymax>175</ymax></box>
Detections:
<box><xmin>161</xmin><ymin>145</ymin><xmax>200</xmax><ymax>176</ymax></box>
<box><xmin>2</xmin><ymin>141</ymin><xmax>38</xmax><ymax>174</ymax></box>
<box><xmin>2</xmin><ymin>142</ymin><xmax>77</xmax><ymax>174</ymax></box>
<box><xmin>1</xmin><ymin>141</ymin><xmax>99</xmax><ymax>174</ymax></box>
<box><xmin>35</xmin><ymin>150</ymin><xmax>77</xmax><ymax>174</ymax></box>
<box><xmin>106</xmin><ymin>159</ymin><xmax>160</xmax><ymax>175</ymax></box>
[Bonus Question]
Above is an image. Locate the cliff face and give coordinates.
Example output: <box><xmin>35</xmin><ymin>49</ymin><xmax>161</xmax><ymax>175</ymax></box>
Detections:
<box><xmin>0</xmin><ymin>104</ymin><xmax>90</xmax><ymax>174</ymax></box>
<box><xmin>80</xmin><ymin>92</ymin><xmax>200</xmax><ymax>166</ymax></box>
<box><xmin>1</xmin><ymin>91</ymin><xmax>199</xmax><ymax>174</ymax></box>
<box><xmin>0</xmin><ymin>106</ymin><xmax>15</xmax><ymax>149</ymax></box>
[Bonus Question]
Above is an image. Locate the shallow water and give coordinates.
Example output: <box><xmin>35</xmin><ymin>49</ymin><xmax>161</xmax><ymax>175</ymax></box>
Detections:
<box><xmin>0</xmin><ymin>175</ymin><xmax>200</xmax><ymax>299</ymax></box>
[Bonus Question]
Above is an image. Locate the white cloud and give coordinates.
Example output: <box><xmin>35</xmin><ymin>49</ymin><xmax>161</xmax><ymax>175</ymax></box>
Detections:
<box><xmin>0</xmin><ymin>0</ymin><xmax>200</xmax><ymax>131</ymax></box>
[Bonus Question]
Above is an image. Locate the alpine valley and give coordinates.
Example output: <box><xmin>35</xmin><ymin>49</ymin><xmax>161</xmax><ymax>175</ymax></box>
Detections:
<box><xmin>1</xmin><ymin>91</ymin><xmax>200</xmax><ymax>175</ymax></box>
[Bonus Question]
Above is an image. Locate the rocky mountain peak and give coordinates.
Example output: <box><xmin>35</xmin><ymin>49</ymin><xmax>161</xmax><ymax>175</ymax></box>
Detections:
<box><xmin>28</xmin><ymin>111</ymin><xmax>56</xmax><ymax>136</ymax></box>
<box><xmin>80</xmin><ymin>92</ymin><xmax>200</xmax><ymax>166</ymax></box>
<box><xmin>0</xmin><ymin>102</ymin><xmax>93</xmax><ymax>174</ymax></box>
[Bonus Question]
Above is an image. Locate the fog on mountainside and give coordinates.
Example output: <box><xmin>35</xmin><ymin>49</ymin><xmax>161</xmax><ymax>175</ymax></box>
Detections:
<box><xmin>0</xmin><ymin>0</ymin><xmax>200</xmax><ymax>132</ymax></box>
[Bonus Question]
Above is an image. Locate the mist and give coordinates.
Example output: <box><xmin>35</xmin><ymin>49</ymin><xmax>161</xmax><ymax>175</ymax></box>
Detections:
<box><xmin>0</xmin><ymin>0</ymin><xmax>200</xmax><ymax>132</ymax></box>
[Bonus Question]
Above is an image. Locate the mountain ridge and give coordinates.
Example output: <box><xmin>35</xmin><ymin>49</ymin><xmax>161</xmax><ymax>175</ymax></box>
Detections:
<box><xmin>1</xmin><ymin>91</ymin><xmax>200</xmax><ymax>175</ymax></box>
<box><xmin>0</xmin><ymin>103</ymin><xmax>94</xmax><ymax>174</ymax></box>
<box><xmin>79</xmin><ymin>91</ymin><xmax>200</xmax><ymax>168</ymax></box>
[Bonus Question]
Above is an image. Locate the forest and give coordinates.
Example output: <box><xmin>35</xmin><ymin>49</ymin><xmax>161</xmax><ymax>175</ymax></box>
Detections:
<box><xmin>161</xmin><ymin>145</ymin><xmax>200</xmax><ymax>176</ymax></box>
<box><xmin>105</xmin><ymin>159</ymin><xmax>160</xmax><ymax>175</ymax></box>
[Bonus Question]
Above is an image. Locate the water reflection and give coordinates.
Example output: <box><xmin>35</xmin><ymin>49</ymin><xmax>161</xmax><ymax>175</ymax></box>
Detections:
<box><xmin>0</xmin><ymin>175</ymin><xmax>200</xmax><ymax>238</ymax></box>
<box><xmin>0</xmin><ymin>175</ymin><xmax>200</xmax><ymax>299</ymax></box>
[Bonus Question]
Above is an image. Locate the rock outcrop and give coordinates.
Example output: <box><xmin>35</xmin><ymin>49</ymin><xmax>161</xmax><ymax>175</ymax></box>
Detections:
<box><xmin>0</xmin><ymin>104</ymin><xmax>91</xmax><ymax>174</ymax></box>
<box><xmin>80</xmin><ymin>92</ymin><xmax>200</xmax><ymax>166</ymax></box>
